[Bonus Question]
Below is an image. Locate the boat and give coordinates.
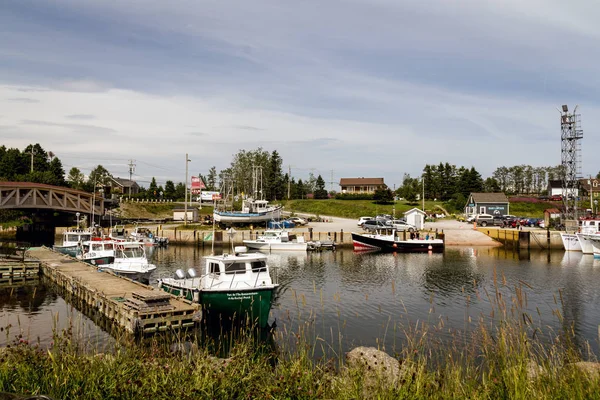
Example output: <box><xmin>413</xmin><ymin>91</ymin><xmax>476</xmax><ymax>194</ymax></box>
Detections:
<box><xmin>158</xmin><ymin>246</ymin><xmax>279</xmax><ymax>328</ymax></box>
<box><xmin>243</xmin><ymin>229</ymin><xmax>307</xmax><ymax>251</ymax></box>
<box><xmin>108</xmin><ymin>224</ymin><xmax>128</xmax><ymax>241</ymax></box>
<box><xmin>351</xmin><ymin>229</ymin><xmax>444</xmax><ymax>253</ymax></box>
<box><xmin>213</xmin><ymin>166</ymin><xmax>282</xmax><ymax>225</ymax></box>
<box><xmin>129</xmin><ymin>225</ymin><xmax>169</xmax><ymax>246</ymax></box>
<box><xmin>307</xmin><ymin>238</ymin><xmax>336</xmax><ymax>251</ymax></box>
<box><xmin>77</xmin><ymin>238</ymin><xmax>116</xmax><ymax>266</ymax></box>
<box><xmin>563</xmin><ymin>218</ymin><xmax>600</xmax><ymax>252</ymax></box>
<box><xmin>53</xmin><ymin>228</ymin><xmax>95</xmax><ymax>257</ymax></box>
<box><xmin>213</xmin><ymin>199</ymin><xmax>283</xmax><ymax>224</ymax></box>
<box><xmin>561</xmin><ymin>233</ymin><xmax>582</xmax><ymax>252</ymax></box>
<box><xmin>102</xmin><ymin>242</ymin><xmax>156</xmax><ymax>282</ymax></box>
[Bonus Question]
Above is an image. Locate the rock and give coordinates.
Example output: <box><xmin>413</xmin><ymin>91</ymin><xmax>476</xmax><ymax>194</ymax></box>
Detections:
<box><xmin>345</xmin><ymin>346</ymin><xmax>403</xmax><ymax>386</ymax></box>
<box><xmin>568</xmin><ymin>361</ymin><xmax>600</xmax><ymax>379</ymax></box>
<box><xmin>525</xmin><ymin>360</ymin><xmax>545</xmax><ymax>381</ymax></box>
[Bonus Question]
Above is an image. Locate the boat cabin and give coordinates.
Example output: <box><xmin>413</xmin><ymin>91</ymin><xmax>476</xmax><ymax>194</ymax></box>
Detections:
<box><xmin>115</xmin><ymin>243</ymin><xmax>146</xmax><ymax>259</ymax></box>
<box><xmin>63</xmin><ymin>229</ymin><xmax>94</xmax><ymax>245</ymax></box>
<box><xmin>202</xmin><ymin>252</ymin><xmax>272</xmax><ymax>290</ymax></box>
<box><xmin>243</xmin><ymin>199</ymin><xmax>270</xmax><ymax>214</ymax></box>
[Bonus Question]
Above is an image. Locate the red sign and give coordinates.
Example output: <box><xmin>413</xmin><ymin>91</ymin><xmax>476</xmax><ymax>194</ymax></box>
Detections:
<box><xmin>212</xmin><ymin>193</ymin><xmax>222</xmax><ymax>200</ymax></box>
<box><xmin>190</xmin><ymin>176</ymin><xmax>205</xmax><ymax>194</ymax></box>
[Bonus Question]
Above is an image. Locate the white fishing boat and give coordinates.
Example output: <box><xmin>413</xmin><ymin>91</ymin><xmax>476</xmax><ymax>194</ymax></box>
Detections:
<box><xmin>158</xmin><ymin>246</ymin><xmax>279</xmax><ymax>328</ymax></box>
<box><xmin>102</xmin><ymin>242</ymin><xmax>156</xmax><ymax>282</ymax></box>
<box><xmin>77</xmin><ymin>238</ymin><xmax>115</xmax><ymax>266</ymax></box>
<box><xmin>213</xmin><ymin>199</ymin><xmax>283</xmax><ymax>224</ymax></box>
<box><xmin>575</xmin><ymin>218</ymin><xmax>600</xmax><ymax>254</ymax></box>
<box><xmin>243</xmin><ymin>229</ymin><xmax>307</xmax><ymax>251</ymax></box>
<box><xmin>560</xmin><ymin>233</ymin><xmax>582</xmax><ymax>252</ymax></box>
<box><xmin>53</xmin><ymin>228</ymin><xmax>95</xmax><ymax>257</ymax></box>
<box><xmin>108</xmin><ymin>224</ymin><xmax>127</xmax><ymax>241</ymax></box>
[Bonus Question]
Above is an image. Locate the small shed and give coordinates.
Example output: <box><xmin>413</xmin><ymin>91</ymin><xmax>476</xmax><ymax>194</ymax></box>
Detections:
<box><xmin>465</xmin><ymin>192</ymin><xmax>510</xmax><ymax>216</ymax></box>
<box><xmin>173</xmin><ymin>208</ymin><xmax>198</xmax><ymax>222</ymax></box>
<box><xmin>544</xmin><ymin>208</ymin><xmax>560</xmax><ymax>227</ymax></box>
<box><xmin>404</xmin><ymin>208</ymin><xmax>426</xmax><ymax>230</ymax></box>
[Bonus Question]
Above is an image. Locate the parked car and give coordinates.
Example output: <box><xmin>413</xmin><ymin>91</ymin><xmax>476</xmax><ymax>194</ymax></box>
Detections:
<box><xmin>550</xmin><ymin>195</ymin><xmax>563</xmax><ymax>201</ymax></box>
<box><xmin>288</xmin><ymin>216</ymin><xmax>307</xmax><ymax>226</ymax></box>
<box><xmin>357</xmin><ymin>216</ymin><xmax>373</xmax><ymax>226</ymax></box>
<box><xmin>475</xmin><ymin>214</ymin><xmax>495</xmax><ymax>227</ymax></box>
<box><xmin>362</xmin><ymin>219</ymin><xmax>390</xmax><ymax>232</ymax></box>
<box><xmin>466</xmin><ymin>214</ymin><xmax>477</xmax><ymax>223</ymax></box>
<box><xmin>389</xmin><ymin>220</ymin><xmax>416</xmax><ymax>232</ymax></box>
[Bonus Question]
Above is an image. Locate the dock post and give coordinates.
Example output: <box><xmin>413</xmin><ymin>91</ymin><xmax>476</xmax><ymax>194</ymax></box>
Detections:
<box><xmin>518</xmin><ymin>231</ymin><xmax>530</xmax><ymax>250</ymax></box>
<box><xmin>340</xmin><ymin>229</ymin><xmax>343</xmax><ymax>243</ymax></box>
<box><xmin>309</xmin><ymin>228</ymin><xmax>313</xmax><ymax>241</ymax></box>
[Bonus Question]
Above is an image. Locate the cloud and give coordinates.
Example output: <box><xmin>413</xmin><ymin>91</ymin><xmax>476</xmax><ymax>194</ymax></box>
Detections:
<box><xmin>65</xmin><ymin>114</ymin><xmax>95</xmax><ymax>120</ymax></box>
<box><xmin>7</xmin><ymin>97</ymin><xmax>39</xmax><ymax>103</ymax></box>
<box><xmin>20</xmin><ymin>119</ymin><xmax>117</xmax><ymax>135</ymax></box>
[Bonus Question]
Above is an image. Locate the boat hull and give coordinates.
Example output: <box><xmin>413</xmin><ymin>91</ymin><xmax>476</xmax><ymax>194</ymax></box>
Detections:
<box><xmin>351</xmin><ymin>232</ymin><xmax>444</xmax><ymax>253</ymax></box>
<box><xmin>81</xmin><ymin>256</ymin><xmax>115</xmax><ymax>266</ymax></box>
<box><xmin>560</xmin><ymin>233</ymin><xmax>581</xmax><ymax>252</ymax></box>
<box><xmin>159</xmin><ymin>283</ymin><xmax>275</xmax><ymax>328</ymax></box>
<box><xmin>576</xmin><ymin>233</ymin><xmax>595</xmax><ymax>254</ymax></box>
<box><xmin>242</xmin><ymin>240</ymin><xmax>307</xmax><ymax>251</ymax></box>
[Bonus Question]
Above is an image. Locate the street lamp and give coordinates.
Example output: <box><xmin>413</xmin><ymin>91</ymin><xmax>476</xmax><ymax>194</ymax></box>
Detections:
<box><xmin>184</xmin><ymin>154</ymin><xmax>191</xmax><ymax>225</ymax></box>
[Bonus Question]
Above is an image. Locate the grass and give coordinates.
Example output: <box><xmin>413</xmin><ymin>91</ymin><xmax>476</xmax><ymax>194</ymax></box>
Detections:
<box><xmin>1</xmin><ymin>273</ymin><xmax>599</xmax><ymax>399</ymax></box>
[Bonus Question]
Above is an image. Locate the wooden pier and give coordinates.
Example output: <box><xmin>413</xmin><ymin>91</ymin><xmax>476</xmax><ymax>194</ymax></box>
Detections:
<box><xmin>26</xmin><ymin>247</ymin><xmax>200</xmax><ymax>335</ymax></box>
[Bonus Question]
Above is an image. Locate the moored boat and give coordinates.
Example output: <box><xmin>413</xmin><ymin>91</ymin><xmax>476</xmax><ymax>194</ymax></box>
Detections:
<box><xmin>102</xmin><ymin>242</ymin><xmax>156</xmax><ymax>282</ymax></box>
<box><xmin>158</xmin><ymin>247</ymin><xmax>279</xmax><ymax>328</ymax></box>
<box><xmin>561</xmin><ymin>233</ymin><xmax>582</xmax><ymax>252</ymax></box>
<box><xmin>77</xmin><ymin>238</ymin><xmax>116</xmax><ymax>266</ymax></box>
<box><xmin>243</xmin><ymin>229</ymin><xmax>307</xmax><ymax>251</ymax></box>
<box><xmin>351</xmin><ymin>229</ymin><xmax>444</xmax><ymax>253</ymax></box>
<box><xmin>53</xmin><ymin>228</ymin><xmax>95</xmax><ymax>256</ymax></box>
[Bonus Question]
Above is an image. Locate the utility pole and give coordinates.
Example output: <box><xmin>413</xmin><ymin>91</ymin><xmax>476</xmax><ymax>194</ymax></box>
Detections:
<box><xmin>26</xmin><ymin>148</ymin><xmax>36</xmax><ymax>173</ymax></box>
<box><xmin>127</xmin><ymin>159</ymin><xmax>136</xmax><ymax>198</ymax></box>
<box><xmin>330</xmin><ymin>169</ymin><xmax>334</xmax><ymax>192</ymax></box>
<box><xmin>184</xmin><ymin>154</ymin><xmax>191</xmax><ymax>225</ymax></box>
<box><xmin>287</xmin><ymin>165</ymin><xmax>291</xmax><ymax>200</ymax></box>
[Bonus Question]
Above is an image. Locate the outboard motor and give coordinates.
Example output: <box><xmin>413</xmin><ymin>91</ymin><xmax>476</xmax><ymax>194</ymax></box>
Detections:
<box><xmin>187</xmin><ymin>268</ymin><xmax>197</xmax><ymax>278</ymax></box>
<box><xmin>175</xmin><ymin>269</ymin><xmax>185</xmax><ymax>279</ymax></box>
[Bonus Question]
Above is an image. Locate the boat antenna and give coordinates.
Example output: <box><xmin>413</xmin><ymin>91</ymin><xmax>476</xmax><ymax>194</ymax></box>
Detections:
<box><xmin>211</xmin><ymin>211</ymin><xmax>216</xmax><ymax>255</ymax></box>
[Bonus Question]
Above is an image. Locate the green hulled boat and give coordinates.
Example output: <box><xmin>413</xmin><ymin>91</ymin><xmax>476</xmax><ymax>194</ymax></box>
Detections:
<box><xmin>159</xmin><ymin>247</ymin><xmax>278</xmax><ymax>328</ymax></box>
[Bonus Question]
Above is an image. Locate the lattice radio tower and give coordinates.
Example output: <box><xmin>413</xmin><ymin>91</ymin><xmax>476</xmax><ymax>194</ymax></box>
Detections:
<box><xmin>560</xmin><ymin>105</ymin><xmax>583</xmax><ymax>221</ymax></box>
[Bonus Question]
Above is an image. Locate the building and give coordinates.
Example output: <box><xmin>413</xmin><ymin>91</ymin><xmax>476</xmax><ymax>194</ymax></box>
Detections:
<box><xmin>108</xmin><ymin>177</ymin><xmax>140</xmax><ymax>197</ymax></box>
<box><xmin>465</xmin><ymin>192</ymin><xmax>510</xmax><ymax>216</ymax></box>
<box><xmin>173</xmin><ymin>208</ymin><xmax>198</xmax><ymax>222</ymax></box>
<box><xmin>339</xmin><ymin>178</ymin><xmax>386</xmax><ymax>194</ymax></box>
<box><xmin>404</xmin><ymin>208</ymin><xmax>426</xmax><ymax>230</ymax></box>
<box><xmin>547</xmin><ymin>180</ymin><xmax>579</xmax><ymax>198</ymax></box>
<box><xmin>578</xmin><ymin>178</ymin><xmax>600</xmax><ymax>201</ymax></box>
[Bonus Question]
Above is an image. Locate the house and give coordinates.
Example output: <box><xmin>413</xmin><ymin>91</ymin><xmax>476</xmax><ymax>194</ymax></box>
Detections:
<box><xmin>547</xmin><ymin>180</ymin><xmax>578</xmax><ymax>198</ymax></box>
<box><xmin>465</xmin><ymin>192</ymin><xmax>510</xmax><ymax>216</ymax></box>
<box><xmin>339</xmin><ymin>178</ymin><xmax>386</xmax><ymax>194</ymax></box>
<box><xmin>578</xmin><ymin>178</ymin><xmax>600</xmax><ymax>200</ymax></box>
<box><xmin>404</xmin><ymin>208</ymin><xmax>426</xmax><ymax>230</ymax></box>
<box><xmin>108</xmin><ymin>177</ymin><xmax>140</xmax><ymax>197</ymax></box>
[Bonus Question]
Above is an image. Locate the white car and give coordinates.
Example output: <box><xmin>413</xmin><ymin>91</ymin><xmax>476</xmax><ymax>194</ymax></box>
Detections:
<box><xmin>390</xmin><ymin>220</ymin><xmax>416</xmax><ymax>232</ymax></box>
<box><xmin>288</xmin><ymin>216</ymin><xmax>307</xmax><ymax>226</ymax></box>
<box><xmin>357</xmin><ymin>216</ymin><xmax>373</xmax><ymax>226</ymax></box>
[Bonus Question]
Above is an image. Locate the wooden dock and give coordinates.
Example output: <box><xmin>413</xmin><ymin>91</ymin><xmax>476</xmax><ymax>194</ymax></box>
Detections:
<box><xmin>27</xmin><ymin>247</ymin><xmax>200</xmax><ymax>335</ymax></box>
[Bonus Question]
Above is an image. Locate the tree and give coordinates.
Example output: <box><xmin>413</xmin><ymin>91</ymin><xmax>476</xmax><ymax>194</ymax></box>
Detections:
<box><xmin>164</xmin><ymin>180</ymin><xmax>176</xmax><ymax>200</ymax></box>
<box><xmin>148</xmin><ymin>177</ymin><xmax>159</xmax><ymax>198</ymax></box>
<box><xmin>399</xmin><ymin>174</ymin><xmax>419</xmax><ymax>202</ymax></box>
<box><xmin>48</xmin><ymin>157</ymin><xmax>66</xmax><ymax>186</ymax></box>
<box><xmin>373</xmin><ymin>186</ymin><xmax>394</xmax><ymax>204</ymax></box>
<box><xmin>67</xmin><ymin>167</ymin><xmax>85</xmax><ymax>190</ymax></box>
<box><xmin>207</xmin><ymin>166</ymin><xmax>217</xmax><ymax>191</ymax></box>
<box><xmin>313</xmin><ymin>175</ymin><xmax>328</xmax><ymax>199</ymax></box>
<box><xmin>266</xmin><ymin>150</ymin><xmax>284</xmax><ymax>201</ymax></box>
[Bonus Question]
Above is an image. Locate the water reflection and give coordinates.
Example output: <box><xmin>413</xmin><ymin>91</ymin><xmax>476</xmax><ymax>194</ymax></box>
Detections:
<box><xmin>4</xmin><ymin>244</ymin><xmax>600</xmax><ymax>358</ymax></box>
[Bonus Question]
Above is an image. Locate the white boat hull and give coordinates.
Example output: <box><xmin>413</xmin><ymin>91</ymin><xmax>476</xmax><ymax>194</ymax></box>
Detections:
<box><xmin>243</xmin><ymin>240</ymin><xmax>307</xmax><ymax>251</ymax></box>
<box><xmin>213</xmin><ymin>206</ymin><xmax>283</xmax><ymax>224</ymax></box>
<box><xmin>560</xmin><ymin>233</ymin><xmax>581</xmax><ymax>252</ymax></box>
<box><xmin>576</xmin><ymin>233</ymin><xmax>596</xmax><ymax>254</ymax></box>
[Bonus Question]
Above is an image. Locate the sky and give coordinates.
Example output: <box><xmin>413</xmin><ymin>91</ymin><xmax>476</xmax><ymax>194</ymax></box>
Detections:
<box><xmin>1</xmin><ymin>0</ymin><xmax>599</xmax><ymax>190</ymax></box>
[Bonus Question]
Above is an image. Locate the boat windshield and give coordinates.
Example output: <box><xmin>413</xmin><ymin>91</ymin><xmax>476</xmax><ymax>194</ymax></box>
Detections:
<box><xmin>67</xmin><ymin>234</ymin><xmax>92</xmax><ymax>242</ymax></box>
<box><xmin>263</xmin><ymin>232</ymin><xmax>279</xmax><ymax>238</ymax></box>
<box><xmin>251</xmin><ymin>261</ymin><xmax>266</xmax><ymax>272</ymax></box>
<box><xmin>92</xmin><ymin>243</ymin><xmax>114</xmax><ymax>251</ymax></box>
<box><xmin>224</xmin><ymin>262</ymin><xmax>247</xmax><ymax>275</ymax></box>
<box><xmin>116</xmin><ymin>246</ymin><xmax>144</xmax><ymax>258</ymax></box>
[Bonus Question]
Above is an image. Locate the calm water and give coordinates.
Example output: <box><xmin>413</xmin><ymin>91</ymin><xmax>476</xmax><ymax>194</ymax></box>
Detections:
<box><xmin>2</xmin><ymin>245</ymin><xmax>600</xmax><ymax>356</ymax></box>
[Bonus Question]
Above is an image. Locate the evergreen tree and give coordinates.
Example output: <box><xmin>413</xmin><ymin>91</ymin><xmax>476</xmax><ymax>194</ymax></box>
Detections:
<box><xmin>164</xmin><ymin>180</ymin><xmax>176</xmax><ymax>200</ymax></box>
<box><xmin>148</xmin><ymin>177</ymin><xmax>159</xmax><ymax>198</ymax></box>
<box><xmin>266</xmin><ymin>150</ymin><xmax>284</xmax><ymax>200</ymax></box>
<box><xmin>313</xmin><ymin>175</ymin><xmax>328</xmax><ymax>199</ymax></box>
<box><xmin>373</xmin><ymin>186</ymin><xmax>394</xmax><ymax>204</ymax></box>
<box><xmin>48</xmin><ymin>157</ymin><xmax>66</xmax><ymax>186</ymax></box>
<box><xmin>207</xmin><ymin>166</ymin><xmax>217</xmax><ymax>191</ymax></box>
<box><xmin>67</xmin><ymin>167</ymin><xmax>85</xmax><ymax>190</ymax></box>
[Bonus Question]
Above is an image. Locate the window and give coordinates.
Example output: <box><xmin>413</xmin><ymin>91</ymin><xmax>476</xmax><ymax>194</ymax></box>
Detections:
<box><xmin>225</xmin><ymin>262</ymin><xmax>247</xmax><ymax>274</ymax></box>
<box><xmin>209</xmin><ymin>262</ymin><xmax>220</xmax><ymax>275</ymax></box>
<box><xmin>251</xmin><ymin>261</ymin><xmax>267</xmax><ymax>272</ymax></box>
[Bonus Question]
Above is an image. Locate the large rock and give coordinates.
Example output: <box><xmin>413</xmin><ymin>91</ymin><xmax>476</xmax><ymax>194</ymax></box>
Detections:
<box><xmin>345</xmin><ymin>346</ymin><xmax>404</xmax><ymax>386</ymax></box>
<box><xmin>568</xmin><ymin>361</ymin><xmax>600</xmax><ymax>379</ymax></box>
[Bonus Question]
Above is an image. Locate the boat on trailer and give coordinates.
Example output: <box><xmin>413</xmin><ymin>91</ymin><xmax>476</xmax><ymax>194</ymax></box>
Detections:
<box><xmin>158</xmin><ymin>246</ymin><xmax>279</xmax><ymax>328</ymax></box>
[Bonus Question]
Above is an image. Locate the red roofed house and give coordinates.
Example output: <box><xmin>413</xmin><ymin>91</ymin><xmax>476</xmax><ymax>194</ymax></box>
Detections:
<box><xmin>339</xmin><ymin>178</ymin><xmax>386</xmax><ymax>194</ymax></box>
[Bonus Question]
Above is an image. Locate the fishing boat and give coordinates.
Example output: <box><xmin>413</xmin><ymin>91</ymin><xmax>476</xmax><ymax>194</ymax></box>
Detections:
<box><xmin>108</xmin><ymin>224</ymin><xmax>128</xmax><ymax>241</ymax></box>
<box><xmin>561</xmin><ymin>233</ymin><xmax>582</xmax><ymax>252</ymax></box>
<box><xmin>563</xmin><ymin>218</ymin><xmax>600</xmax><ymax>252</ymax></box>
<box><xmin>77</xmin><ymin>238</ymin><xmax>116</xmax><ymax>266</ymax></box>
<box><xmin>53</xmin><ymin>228</ymin><xmax>95</xmax><ymax>257</ymax></box>
<box><xmin>158</xmin><ymin>246</ymin><xmax>279</xmax><ymax>328</ymax></box>
<box><xmin>102</xmin><ymin>242</ymin><xmax>156</xmax><ymax>282</ymax></box>
<box><xmin>129</xmin><ymin>225</ymin><xmax>169</xmax><ymax>246</ymax></box>
<box><xmin>213</xmin><ymin>199</ymin><xmax>283</xmax><ymax>224</ymax></box>
<box><xmin>243</xmin><ymin>229</ymin><xmax>307</xmax><ymax>251</ymax></box>
<box><xmin>351</xmin><ymin>229</ymin><xmax>444</xmax><ymax>253</ymax></box>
